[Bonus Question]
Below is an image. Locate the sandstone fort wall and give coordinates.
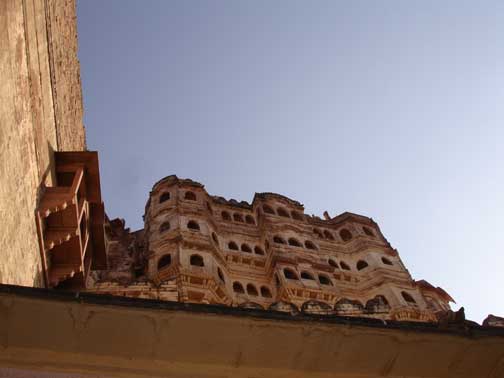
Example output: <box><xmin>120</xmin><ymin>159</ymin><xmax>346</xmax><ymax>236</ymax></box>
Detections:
<box><xmin>0</xmin><ymin>0</ymin><xmax>84</xmax><ymax>286</ymax></box>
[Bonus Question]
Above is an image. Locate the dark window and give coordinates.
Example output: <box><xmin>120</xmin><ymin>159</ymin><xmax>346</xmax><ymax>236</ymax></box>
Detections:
<box><xmin>221</xmin><ymin>211</ymin><xmax>231</xmax><ymax>221</ymax></box>
<box><xmin>305</xmin><ymin>240</ymin><xmax>317</xmax><ymax>250</ymax></box>
<box><xmin>288</xmin><ymin>238</ymin><xmax>302</xmax><ymax>247</ymax></box>
<box><xmin>159</xmin><ymin>221</ymin><xmax>170</xmax><ymax>233</ymax></box>
<box><xmin>157</xmin><ymin>254</ymin><xmax>171</xmax><ymax>270</ymax></box>
<box><xmin>318</xmin><ymin>275</ymin><xmax>332</xmax><ymax>285</ymax></box>
<box><xmin>328</xmin><ymin>259</ymin><xmax>339</xmax><ymax>268</ymax></box>
<box><xmin>339</xmin><ymin>228</ymin><xmax>352</xmax><ymax>242</ymax></box>
<box><xmin>184</xmin><ymin>191</ymin><xmax>196</xmax><ymax>201</ymax></box>
<box><xmin>263</xmin><ymin>205</ymin><xmax>275</xmax><ymax>214</ymax></box>
<box><xmin>382</xmin><ymin>257</ymin><xmax>393</xmax><ymax>265</ymax></box>
<box><xmin>291</xmin><ymin>211</ymin><xmax>304</xmax><ymax>221</ymax></box>
<box><xmin>190</xmin><ymin>254</ymin><xmax>204</xmax><ymax>267</ymax></box>
<box><xmin>301</xmin><ymin>271</ymin><xmax>315</xmax><ymax>280</ymax></box>
<box><xmin>284</xmin><ymin>268</ymin><xmax>299</xmax><ymax>280</ymax></box>
<box><xmin>212</xmin><ymin>232</ymin><xmax>218</xmax><ymax>245</ymax></box>
<box><xmin>241</xmin><ymin>244</ymin><xmax>252</xmax><ymax>253</ymax></box>
<box><xmin>314</xmin><ymin>228</ymin><xmax>324</xmax><ymax>238</ymax></box>
<box><xmin>363</xmin><ymin>226</ymin><xmax>374</xmax><ymax>237</ymax></box>
<box><xmin>324</xmin><ymin>230</ymin><xmax>334</xmax><ymax>240</ymax></box>
<box><xmin>356</xmin><ymin>260</ymin><xmax>369</xmax><ymax>271</ymax></box>
<box><xmin>228</xmin><ymin>241</ymin><xmax>239</xmax><ymax>250</ymax></box>
<box><xmin>273</xmin><ymin>236</ymin><xmax>286</xmax><ymax>244</ymax></box>
<box><xmin>247</xmin><ymin>284</ymin><xmax>258</xmax><ymax>296</ymax></box>
<box><xmin>233</xmin><ymin>213</ymin><xmax>244</xmax><ymax>222</ymax></box>
<box><xmin>217</xmin><ymin>267</ymin><xmax>225</xmax><ymax>283</ymax></box>
<box><xmin>340</xmin><ymin>261</ymin><xmax>351</xmax><ymax>270</ymax></box>
<box><xmin>277</xmin><ymin>207</ymin><xmax>290</xmax><ymax>217</ymax></box>
<box><xmin>187</xmin><ymin>220</ymin><xmax>200</xmax><ymax>231</ymax></box>
<box><xmin>261</xmin><ymin>286</ymin><xmax>272</xmax><ymax>298</ymax></box>
<box><xmin>159</xmin><ymin>192</ymin><xmax>170</xmax><ymax>203</ymax></box>
<box><xmin>233</xmin><ymin>282</ymin><xmax>244</xmax><ymax>294</ymax></box>
<box><xmin>402</xmin><ymin>291</ymin><xmax>416</xmax><ymax>304</ymax></box>
<box><xmin>254</xmin><ymin>246</ymin><xmax>265</xmax><ymax>255</ymax></box>
<box><xmin>245</xmin><ymin>215</ymin><xmax>255</xmax><ymax>225</ymax></box>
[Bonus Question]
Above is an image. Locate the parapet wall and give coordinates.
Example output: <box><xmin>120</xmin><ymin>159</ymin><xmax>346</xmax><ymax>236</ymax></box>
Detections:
<box><xmin>0</xmin><ymin>0</ymin><xmax>85</xmax><ymax>287</ymax></box>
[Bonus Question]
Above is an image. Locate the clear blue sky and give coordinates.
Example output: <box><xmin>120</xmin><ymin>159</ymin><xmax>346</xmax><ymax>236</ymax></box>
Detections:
<box><xmin>77</xmin><ymin>1</ymin><xmax>504</xmax><ymax>323</ymax></box>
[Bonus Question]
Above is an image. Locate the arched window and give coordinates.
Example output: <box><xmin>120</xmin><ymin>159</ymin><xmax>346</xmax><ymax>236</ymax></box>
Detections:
<box><xmin>283</xmin><ymin>268</ymin><xmax>299</xmax><ymax>280</ymax></box>
<box><xmin>233</xmin><ymin>282</ymin><xmax>244</xmax><ymax>294</ymax></box>
<box><xmin>241</xmin><ymin>244</ymin><xmax>252</xmax><ymax>253</ymax></box>
<box><xmin>365</xmin><ymin>295</ymin><xmax>390</xmax><ymax>314</ymax></box>
<box><xmin>184</xmin><ymin>191</ymin><xmax>196</xmax><ymax>201</ymax></box>
<box><xmin>247</xmin><ymin>284</ymin><xmax>258</xmax><ymax>296</ymax></box>
<box><xmin>339</xmin><ymin>228</ymin><xmax>352</xmax><ymax>242</ymax></box>
<box><xmin>277</xmin><ymin>207</ymin><xmax>290</xmax><ymax>218</ymax></box>
<box><xmin>254</xmin><ymin>246</ymin><xmax>265</xmax><ymax>255</ymax></box>
<box><xmin>291</xmin><ymin>211</ymin><xmax>304</xmax><ymax>221</ymax></box>
<box><xmin>221</xmin><ymin>211</ymin><xmax>231</xmax><ymax>221</ymax></box>
<box><xmin>261</xmin><ymin>286</ymin><xmax>272</xmax><ymax>298</ymax></box>
<box><xmin>157</xmin><ymin>254</ymin><xmax>171</xmax><ymax>270</ymax></box>
<box><xmin>304</xmin><ymin>240</ymin><xmax>317</xmax><ymax>250</ymax></box>
<box><xmin>363</xmin><ymin>226</ymin><xmax>374</xmax><ymax>237</ymax></box>
<box><xmin>159</xmin><ymin>192</ymin><xmax>170</xmax><ymax>203</ymax></box>
<box><xmin>288</xmin><ymin>238</ymin><xmax>302</xmax><ymax>247</ymax></box>
<box><xmin>301</xmin><ymin>271</ymin><xmax>315</xmax><ymax>280</ymax></box>
<box><xmin>328</xmin><ymin>259</ymin><xmax>339</xmax><ymax>269</ymax></box>
<box><xmin>245</xmin><ymin>215</ymin><xmax>255</xmax><ymax>225</ymax></box>
<box><xmin>313</xmin><ymin>228</ymin><xmax>324</xmax><ymax>238</ymax></box>
<box><xmin>324</xmin><ymin>230</ymin><xmax>334</xmax><ymax>240</ymax></box>
<box><xmin>263</xmin><ymin>205</ymin><xmax>275</xmax><ymax>214</ymax></box>
<box><xmin>273</xmin><ymin>236</ymin><xmax>286</xmax><ymax>244</ymax></box>
<box><xmin>217</xmin><ymin>267</ymin><xmax>225</xmax><ymax>283</ymax></box>
<box><xmin>187</xmin><ymin>220</ymin><xmax>200</xmax><ymax>231</ymax></box>
<box><xmin>356</xmin><ymin>260</ymin><xmax>369</xmax><ymax>271</ymax></box>
<box><xmin>318</xmin><ymin>275</ymin><xmax>333</xmax><ymax>285</ymax></box>
<box><xmin>190</xmin><ymin>254</ymin><xmax>204</xmax><ymax>267</ymax></box>
<box><xmin>381</xmin><ymin>257</ymin><xmax>393</xmax><ymax>265</ymax></box>
<box><xmin>401</xmin><ymin>291</ymin><xmax>416</xmax><ymax>304</ymax></box>
<box><xmin>228</xmin><ymin>241</ymin><xmax>238</xmax><ymax>250</ymax></box>
<box><xmin>233</xmin><ymin>213</ymin><xmax>244</xmax><ymax>222</ymax></box>
<box><xmin>211</xmin><ymin>232</ymin><xmax>218</xmax><ymax>245</ymax></box>
<box><xmin>340</xmin><ymin>261</ymin><xmax>351</xmax><ymax>270</ymax></box>
<box><xmin>159</xmin><ymin>221</ymin><xmax>170</xmax><ymax>233</ymax></box>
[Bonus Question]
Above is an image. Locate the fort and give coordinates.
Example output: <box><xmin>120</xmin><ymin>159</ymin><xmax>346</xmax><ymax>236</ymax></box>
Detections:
<box><xmin>88</xmin><ymin>175</ymin><xmax>453</xmax><ymax>322</ymax></box>
<box><xmin>1</xmin><ymin>1</ymin><xmax>504</xmax><ymax>377</ymax></box>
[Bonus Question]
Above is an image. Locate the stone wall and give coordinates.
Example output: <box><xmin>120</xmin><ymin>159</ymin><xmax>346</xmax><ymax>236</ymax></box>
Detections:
<box><xmin>2</xmin><ymin>285</ymin><xmax>503</xmax><ymax>378</ymax></box>
<box><xmin>0</xmin><ymin>0</ymin><xmax>85</xmax><ymax>287</ymax></box>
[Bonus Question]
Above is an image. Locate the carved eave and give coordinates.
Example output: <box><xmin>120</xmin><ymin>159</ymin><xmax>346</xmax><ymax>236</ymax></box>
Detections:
<box><xmin>416</xmin><ymin>279</ymin><xmax>455</xmax><ymax>303</ymax></box>
<box><xmin>151</xmin><ymin>175</ymin><xmax>204</xmax><ymax>194</ymax></box>
<box><xmin>326</xmin><ymin>211</ymin><xmax>374</xmax><ymax>225</ymax></box>
<box><xmin>35</xmin><ymin>151</ymin><xmax>107</xmax><ymax>289</ymax></box>
<box><xmin>252</xmin><ymin>192</ymin><xmax>304</xmax><ymax>209</ymax></box>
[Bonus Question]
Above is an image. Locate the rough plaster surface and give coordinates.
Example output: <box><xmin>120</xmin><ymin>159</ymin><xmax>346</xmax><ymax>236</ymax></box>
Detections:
<box><xmin>0</xmin><ymin>292</ymin><xmax>503</xmax><ymax>378</ymax></box>
<box><xmin>0</xmin><ymin>0</ymin><xmax>85</xmax><ymax>287</ymax></box>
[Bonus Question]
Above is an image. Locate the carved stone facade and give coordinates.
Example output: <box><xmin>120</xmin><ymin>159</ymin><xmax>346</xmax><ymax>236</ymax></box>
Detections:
<box><xmin>89</xmin><ymin>175</ymin><xmax>454</xmax><ymax>322</ymax></box>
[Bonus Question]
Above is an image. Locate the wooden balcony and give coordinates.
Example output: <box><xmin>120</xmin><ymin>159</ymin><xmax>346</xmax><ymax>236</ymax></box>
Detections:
<box><xmin>35</xmin><ymin>152</ymin><xmax>107</xmax><ymax>289</ymax></box>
